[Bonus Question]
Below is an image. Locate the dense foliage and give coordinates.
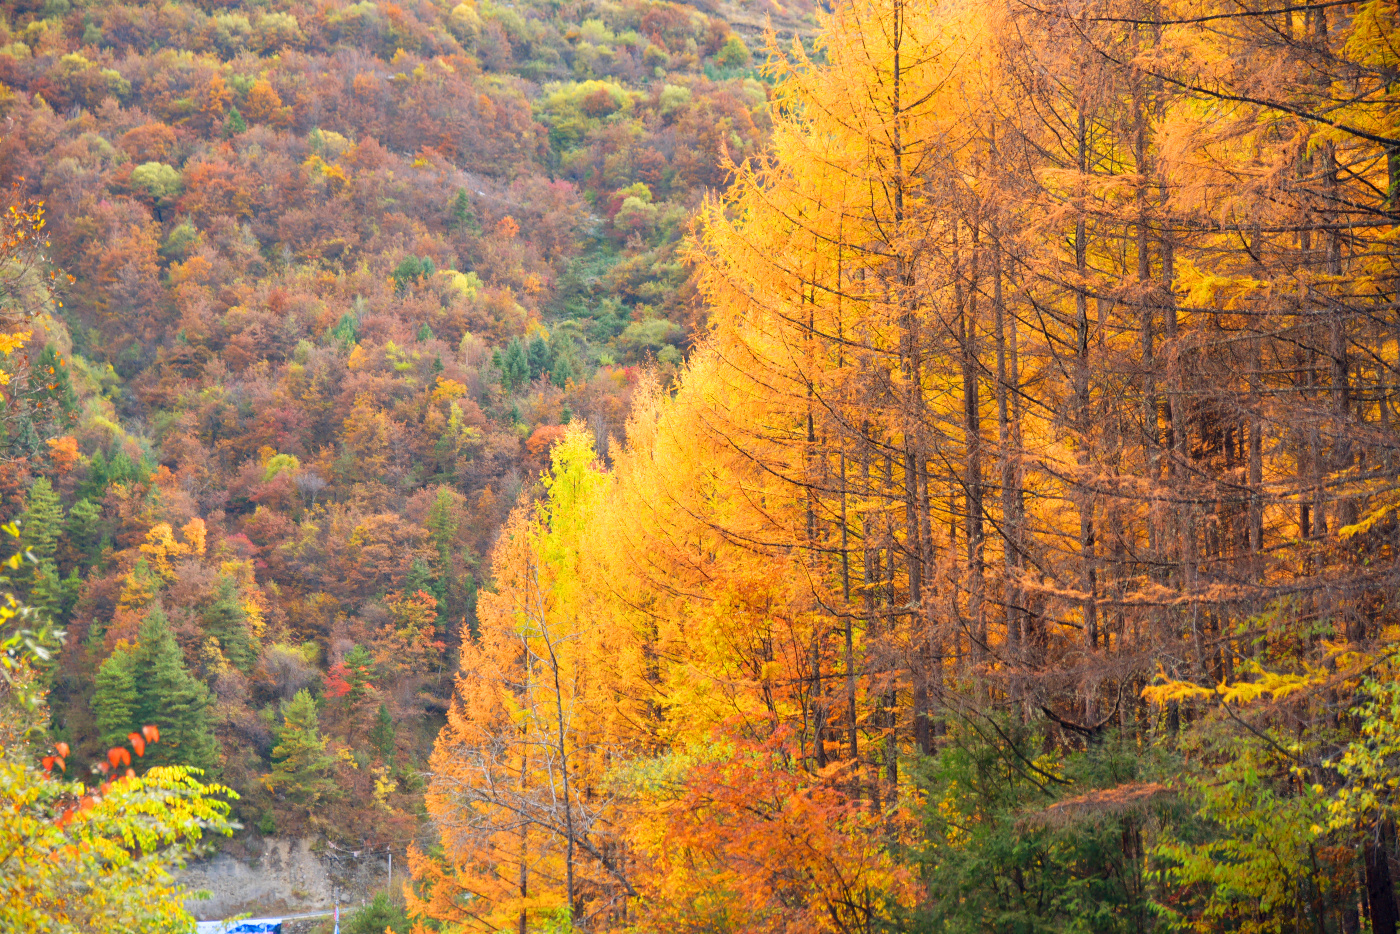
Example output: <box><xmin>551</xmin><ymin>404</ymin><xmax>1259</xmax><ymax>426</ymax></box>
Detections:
<box><xmin>0</xmin><ymin>525</ymin><xmax>235</xmax><ymax>933</ymax></box>
<box><xmin>0</xmin><ymin>0</ymin><xmax>801</xmax><ymax>845</ymax></box>
<box><xmin>6</xmin><ymin>0</ymin><xmax>1400</xmax><ymax>930</ymax></box>
<box><xmin>409</xmin><ymin>0</ymin><xmax>1400</xmax><ymax>932</ymax></box>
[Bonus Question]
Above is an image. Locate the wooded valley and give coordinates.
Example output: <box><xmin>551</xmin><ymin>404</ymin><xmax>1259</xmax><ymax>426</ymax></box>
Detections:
<box><xmin>3</xmin><ymin>0</ymin><xmax>1400</xmax><ymax>930</ymax></box>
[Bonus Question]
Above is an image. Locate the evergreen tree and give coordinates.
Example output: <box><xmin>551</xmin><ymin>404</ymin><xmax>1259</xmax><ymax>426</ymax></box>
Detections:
<box><xmin>526</xmin><ymin>334</ymin><xmax>552</xmax><ymax>381</ymax></box>
<box><xmin>426</xmin><ymin>488</ymin><xmax>460</xmax><ymax>554</ymax></box>
<box><xmin>92</xmin><ymin>645</ymin><xmax>138</xmax><ymax>749</ymax></box>
<box><xmin>328</xmin><ymin>311</ymin><xmax>360</xmax><ymax>347</ymax></box>
<box><xmin>10</xmin><ymin>410</ymin><xmax>41</xmax><ymax>456</ymax></box>
<box><xmin>31</xmin><ymin>345</ymin><xmax>76</xmax><ymax>417</ymax></box>
<box><xmin>392</xmin><ymin>256</ymin><xmax>436</xmax><ymax>293</ymax></box>
<box><xmin>19</xmin><ymin>478</ymin><xmax>63</xmax><ymax>564</ymax></box>
<box><xmin>405</xmin><ymin>555</ymin><xmax>432</xmax><ymax>593</ymax></box>
<box><xmin>340</xmin><ymin>645</ymin><xmax>375</xmax><ymax>700</ymax></box>
<box><xmin>266</xmin><ymin>689</ymin><xmax>339</xmax><ymax>808</ymax></box>
<box><xmin>224</xmin><ymin>106</ymin><xmax>247</xmax><ymax>136</ymax></box>
<box><xmin>80</xmin><ymin>449</ymin><xmax>109</xmax><ymax>500</ymax></box>
<box><xmin>549</xmin><ymin>354</ymin><xmax>574</xmax><ymax>389</ymax></box>
<box><xmin>448</xmin><ymin>188</ymin><xmax>479</xmax><ymax>233</ymax></box>
<box><xmin>406</xmin><ymin>557</ymin><xmax>448</xmax><ymax>633</ymax></box>
<box><xmin>107</xmin><ymin>450</ymin><xmax>138</xmax><ymax>487</ymax></box>
<box><xmin>130</xmin><ymin>608</ymin><xmax>218</xmax><ymax>772</ymax></box>
<box><xmin>28</xmin><ymin>563</ymin><xmax>80</xmax><ymax>624</ymax></box>
<box><xmin>346</xmin><ymin>893</ymin><xmax>410</xmax><ymax>934</ymax></box>
<box><xmin>200</xmin><ymin>577</ymin><xmax>254</xmax><ymax>671</ymax></box>
<box><xmin>64</xmin><ymin>497</ymin><xmax>103</xmax><ymax>568</ymax></box>
<box><xmin>464</xmin><ymin>574</ymin><xmax>479</xmax><ymax>639</ymax></box>
<box><xmin>369</xmin><ymin>703</ymin><xmax>396</xmax><ymax>760</ymax></box>
<box><xmin>16</xmin><ymin>479</ymin><xmax>69</xmax><ymax>618</ymax></box>
<box><xmin>417</xmin><ymin>323</ymin><xmax>436</xmax><ymax>342</ymax></box>
<box><xmin>501</xmin><ymin>337</ymin><xmax>529</xmax><ymax>391</ymax></box>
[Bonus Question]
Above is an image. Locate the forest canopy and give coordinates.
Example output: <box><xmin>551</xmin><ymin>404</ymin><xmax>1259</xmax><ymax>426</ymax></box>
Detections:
<box><xmin>0</xmin><ymin>0</ymin><xmax>793</xmax><ymax>851</ymax></box>
<box><xmin>4</xmin><ymin>0</ymin><xmax>1400</xmax><ymax>930</ymax></box>
<box><xmin>413</xmin><ymin>0</ymin><xmax>1400</xmax><ymax>931</ymax></box>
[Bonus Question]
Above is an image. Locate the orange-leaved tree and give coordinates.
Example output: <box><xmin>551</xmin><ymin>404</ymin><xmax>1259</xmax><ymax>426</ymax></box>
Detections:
<box><xmin>414</xmin><ymin>424</ymin><xmax>643</xmax><ymax>932</ymax></box>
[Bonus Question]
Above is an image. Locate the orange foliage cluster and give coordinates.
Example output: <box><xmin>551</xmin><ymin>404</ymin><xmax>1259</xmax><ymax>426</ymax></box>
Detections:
<box><xmin>42</xmin><ymin>724</ymin><xmax>160</xmax><ymax>827</ymax></box>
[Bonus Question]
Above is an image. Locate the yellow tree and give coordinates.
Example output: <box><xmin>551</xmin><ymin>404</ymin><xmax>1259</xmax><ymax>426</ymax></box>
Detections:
<box><xmin>414</xmin><ymin>425</ymin><xmax>642</xmax><ymax>932</ymax></box>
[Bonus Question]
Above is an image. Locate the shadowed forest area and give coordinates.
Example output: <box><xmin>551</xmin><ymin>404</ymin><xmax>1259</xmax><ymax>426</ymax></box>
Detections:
<box><xmin>5</xmin><ymin>0</ymin><xmax>1400</xmax><ymax>931</ymax></box>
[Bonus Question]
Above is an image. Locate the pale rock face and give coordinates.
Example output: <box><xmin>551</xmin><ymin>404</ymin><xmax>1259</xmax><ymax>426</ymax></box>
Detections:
<box><xmin>181</xmin><ymin>837</ymin><xmax>390</xmax><ymax>921</ymax></box>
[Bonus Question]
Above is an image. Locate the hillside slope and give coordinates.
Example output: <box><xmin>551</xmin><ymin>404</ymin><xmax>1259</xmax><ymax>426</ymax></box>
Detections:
<box><xmin>0</xmin><ymin>0</ymin><xmax>800</xmax><ymax>844</ymax></box>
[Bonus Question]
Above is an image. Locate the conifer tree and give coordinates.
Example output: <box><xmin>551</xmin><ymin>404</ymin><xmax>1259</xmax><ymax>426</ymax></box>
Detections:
<box><xmin>448</xmin><ymin>188</ymin><xmax>479</xmax><ymax>232</ymax></box>
<box><xmin>405</xmin><ymin>558</ymin><xmax>447</xmax><ymax>633</ymax></box>
<box><xmin>526</xmin><ymin>335</ymin><xmax>552</xmax><ymax>381</ymax></box>
<box><xmin>549</xmin><ymin>355</ymin><xmax>573</xmax><ymax>389</ymax></box>
<box><xmin>92</xmin><ymin>645</ymin><xmax>138</xmax><ymax>749</ymax></box>
<box><xmin>224</xmin><ymin>106</ymin><xmax>247</xmax><ymax>136</ymax></box>
<box><xmin>30</xmin><ymin>345</ymin><xmax>75</xmax><ymax>417</ymax></box>
<box><xmin>370</xmin><ymin>703</ymin><xmax>396</xmax><ymax>761</ymax></box>
<box><xmin>19</xmin><ymin>478</ymin><xmax>63</xmax><ymax>564</ymax></box>
<box><xmin>28</xmin><ymin>562</ymin><xmax>79</xmax><ymax>624</ymax></box>
<box><xmin>265</xmin><ymin>689</ymin><xmax>339</xmax><ymax>809</ymax></box>
<box><xmin>501</xmin><ymin>337</ymin><xmax>529</xmax><ymax>391</ymax></box>
<box><xmin>328</xmin><ymin>311</ymin><xmax>359</xmax><ymax>347</ymax></box>
<box><xmin>200</xmin><ymin>578</ymin><xmax>253</xmax><ymax>671</ymax></box>
<box><xmin>131</xmin><ymin>608</ymin><xmax>218</xmax><ymax>772</ymax></box>
<box><xmin>17</xmin><ymin>479</ymin><xmax>71</xmax><ymax>621</ymax></box>
<box><xmin>80</xmin><ymin>449</ymin><xmax>109</xmax><ymax>501</ymax></box>
<box><xmin>63</xmin><ymin>498</ymin><xmax>103</xmax><ymax>568</ymax></box>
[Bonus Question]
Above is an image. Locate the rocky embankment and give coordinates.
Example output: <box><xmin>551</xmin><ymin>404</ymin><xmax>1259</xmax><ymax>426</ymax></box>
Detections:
<box><xmin>182</xmin><ymin>837</ymin><xmax>395</xmax><ymax>921</ymax></box>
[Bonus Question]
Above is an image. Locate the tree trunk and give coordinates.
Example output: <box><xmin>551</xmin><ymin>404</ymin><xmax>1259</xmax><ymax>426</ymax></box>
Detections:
<box><xmin>1366</xmin><ymin>831</ymin><xmax>1398</xmax><ymax>934</ymax></box>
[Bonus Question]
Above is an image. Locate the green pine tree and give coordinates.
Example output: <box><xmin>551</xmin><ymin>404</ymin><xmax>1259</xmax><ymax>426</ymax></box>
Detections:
<box><xmin>501</xmin><ymin>337</ymin><xmax>529</xmax><ymax>391</ymax></box>
<box><xmin>31</xmin><ymin>344</ymin><xmax>76</xmax><ymax>417</ymax></box>
<box><xmin>346</xmin><ymin>893</ymin><xmax>410</xmax><ymax>934</ymax></box>
<box><xmin>200</xmin><ymin>577</ymin><xmax>254</xmax><ymax>671</ymax></box>
<box><xmin>549</xmin><ymin>354</ymin><xmax>574</xmax><ymax>389</ymax></box>
<box><xmin>92</xmin><ymin>645</ymin><xmax>139</xmax><ymax>749</ymax></box>
<box><xmin>80</xmin><ymin>449</ymin><xmax>109</xmax><ymax>501</ymax></box>
<box><xmin>526</xmin><ymin>334</ymin><xmax>552</xmax><ymax>381</ymax></box>
<box><xmin>108</xmin><ymin>450</ymin><xmax>136</xmax><ymax>487</ymax></box>
<box><xmin>426</xmin><ymin>488</ymin><xmax>459</xmax><ymax>555</ymax></box>
<box><xmin>28</xmin><ymin>562</ymin><xmax>80</xmax><ymax>624</ymax></box>
<box><xmin>464</xmin><ymin>573</ymin><xmax>479</xmax><ymax>639</ymax></box>
<box><xmin>224</xmin><ymin>106</ymin><xmax>247</xmax><ymax>136</ymax></box>
<box><xmin>341</xmin><ymin>645</ymin><xmax>374</xmax><ymax>700</ymax></box>
<box><xmin>406</xmin><ymin>557</ymin><xmax>447</xmax><ymax>633</ymax></box>
<box><xmin>266</xmin><ymin>689</ymin><xmax>339</xmax><ymax>808</ymax></box>
<box><xmin>392</xmin><ymin>256</ymin><xmax>436</xmax><ymax>293</ymax></box>
<box><xmin>64</xmin><ymin>498</ymin><xmax>103</xmax><ymax>567</ymax></box>
<box><xmin>20</xmin><ymin>478</ymin><xmax>64</xmax><ymax>564</ymax></box>
<box><xmin>131</xmin><ymin>608</ymin><xmax>219</xmax><ymax>772</ymax></box>
<box><xmin>448</xmin><ymin>188</ymin><xmax>479</xmax><ymax>233</ymax></box>
<box><xmin>328</xmin><ymin>311</ymin><xmax>360</xmax><ymax>347</ymax></box>
<box><xmin>369</xmin><ymin>703</ymin><xmax>396</xmax><ymax>760</ymax></box>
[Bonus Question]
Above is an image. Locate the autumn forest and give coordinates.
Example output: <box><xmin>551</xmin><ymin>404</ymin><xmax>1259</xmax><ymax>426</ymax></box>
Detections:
<box><xmin>3</xmin><ymin>0</ymin><xmax>1400</xmax><ymax>930</ymax></box>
